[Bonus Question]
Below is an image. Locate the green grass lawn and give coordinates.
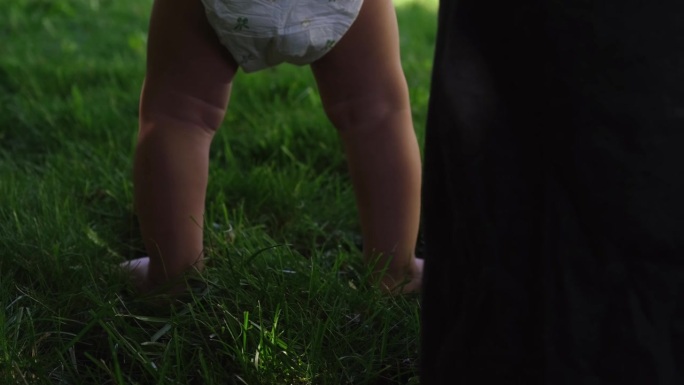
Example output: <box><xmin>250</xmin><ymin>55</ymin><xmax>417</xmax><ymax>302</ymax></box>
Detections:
<box><xmin>0</xmin><ymin>0</ymin><xmax>437</xmax><ymax>383</ymax></box>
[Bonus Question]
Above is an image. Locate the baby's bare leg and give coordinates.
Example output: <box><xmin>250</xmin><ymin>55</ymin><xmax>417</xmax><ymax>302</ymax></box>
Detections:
<box><xmin>311</xmin><ymin>0</ymin><xmax>423</xmax><ymax>293</ymax></box>
<box><xmin>127</xmin><ymin>0</ymin><xmax>237</xmax><ymax>293</ymax></box>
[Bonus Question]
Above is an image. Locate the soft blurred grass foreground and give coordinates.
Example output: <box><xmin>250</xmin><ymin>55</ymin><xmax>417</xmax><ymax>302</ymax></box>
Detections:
<box><xmin>0</xmin><ymin>0</ymin><xmax>437</xmax><ymax>384</ymax></box>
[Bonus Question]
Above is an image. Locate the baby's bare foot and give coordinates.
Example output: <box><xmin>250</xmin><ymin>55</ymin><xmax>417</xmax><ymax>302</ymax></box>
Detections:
<box><xmin>120</xmin><ymin>256</ymin><xmax>193</xmax><ymax>298</ymax></box>
<box><xmin>120</xmin><ymin>256</ymin><xmax>154</xmax><ymax>294</ymax></box>
<box><xmin>379</xmin><ymin>257</ymin><xmax>423</xmax><ymax>295</ymax></box>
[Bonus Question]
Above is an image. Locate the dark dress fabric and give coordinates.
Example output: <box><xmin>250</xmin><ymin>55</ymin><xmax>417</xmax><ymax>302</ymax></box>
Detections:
<box><xmin>420</xmin><ymin>1</ymin><xmax>684</xmax><ymax>384</ymax></box>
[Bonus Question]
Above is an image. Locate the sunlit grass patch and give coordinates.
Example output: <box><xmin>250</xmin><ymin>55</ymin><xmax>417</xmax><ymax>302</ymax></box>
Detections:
<box><xmin>394</xmin><ymin>0</ymin><xmax>439</xmax><ymax>10</ymax></box>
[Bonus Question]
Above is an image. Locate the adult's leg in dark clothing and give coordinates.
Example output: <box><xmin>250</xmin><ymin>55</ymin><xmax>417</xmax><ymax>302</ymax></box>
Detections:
<box><xmin>421</xmin><ymin>1</ymin><xmax>684</xmax><ymax>384</ymax></box>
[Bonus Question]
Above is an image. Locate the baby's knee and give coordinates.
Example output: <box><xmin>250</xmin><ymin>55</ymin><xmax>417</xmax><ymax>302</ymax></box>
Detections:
<box><xmin>140</xmin><ymin>85</ymin><xmax>228</xmax><ymax>134</ymax></box>
<box><xmin>322</xmin><ymin>91</ymin><xmax>411</xmax><ymax>133</ymax></box>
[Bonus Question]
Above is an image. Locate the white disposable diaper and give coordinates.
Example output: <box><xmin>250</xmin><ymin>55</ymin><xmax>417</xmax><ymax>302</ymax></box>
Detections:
<box><xmin>201</xmin><ymin>0</ymin><xmax>364</xmax><ymax>73</ymax></box>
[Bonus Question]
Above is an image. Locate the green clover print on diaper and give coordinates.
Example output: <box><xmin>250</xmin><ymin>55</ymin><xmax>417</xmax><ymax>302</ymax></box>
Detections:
<box><xmin>234</xmin><ymin>17</ymin><xmax>249</xmax><ymax>31</ymax></box>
